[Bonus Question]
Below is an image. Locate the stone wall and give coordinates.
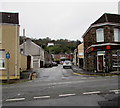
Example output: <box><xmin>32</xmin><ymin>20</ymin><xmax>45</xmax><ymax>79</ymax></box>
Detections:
<box><xmin>83</xmin><ymin>25</ymin><xmax>117</xmax><ymax>72</ymax></box>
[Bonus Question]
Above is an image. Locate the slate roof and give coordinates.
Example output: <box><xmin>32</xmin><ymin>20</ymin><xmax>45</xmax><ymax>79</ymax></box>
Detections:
<box><xmin>92</xmin><ymin>13</ymin><xmax>120</xmax><ymax>25</ymax></box>
<box><xmin>0</xmin><ymin>12</ymin><xmax>19</xmax><ymax>24</ymax></box>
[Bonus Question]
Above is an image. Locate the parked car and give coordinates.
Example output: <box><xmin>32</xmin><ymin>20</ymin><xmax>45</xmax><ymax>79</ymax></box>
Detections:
<box><xmin>63</xmin><ymin>60</ymin><xmax>72</xmax><ymax>68</ymax></box>
<box><xmin>52</xmin><ymin>62</ymin><xmax>58</xmax><ymax>66</ymax></box>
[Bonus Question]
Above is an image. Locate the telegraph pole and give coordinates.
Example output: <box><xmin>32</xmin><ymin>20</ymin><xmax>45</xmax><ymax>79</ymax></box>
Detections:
<box><xmin>23</xmin><ymin>29</ymin><xmax>26</xmax><ymax>55</ymax></box>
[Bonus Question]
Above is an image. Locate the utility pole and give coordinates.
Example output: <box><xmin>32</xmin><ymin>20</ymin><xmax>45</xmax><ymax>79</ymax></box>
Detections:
<box><xmin>23</xmin><ymin>29</ymin><xmax>26</xmax><ymax>55</ymax></box>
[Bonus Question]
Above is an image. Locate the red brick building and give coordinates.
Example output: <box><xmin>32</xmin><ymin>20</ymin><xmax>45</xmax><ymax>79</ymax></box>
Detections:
<box><xmin>53</xmin><ymin>53</ymin><xmax>73</xmax><ymax>62</ymax></box>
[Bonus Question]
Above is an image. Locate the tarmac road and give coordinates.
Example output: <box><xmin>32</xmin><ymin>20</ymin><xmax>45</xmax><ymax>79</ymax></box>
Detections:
<box><xmin>2</xmin><ymin>65</ymin><xmax>120</xmax><ymax>107</ymax></box>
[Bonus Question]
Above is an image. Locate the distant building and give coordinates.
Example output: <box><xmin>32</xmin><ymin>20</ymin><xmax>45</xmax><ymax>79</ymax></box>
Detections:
<box><xmin>0</xmin><ymin>12</ymin><xmax>20</xmax><ymax>80</ymax></box>
<box><xmin>44</xmin><ymin>51</ymin><xmax>53</xmax><ymax>67</ymax></box>
<box><xmin>47</xmin><ymin>43</ymin><xmax>54</xmax><ymax>47</ymax></box>
<box><xmin>77</xmin><ymin>43</ymin><xmax>84</xmax><ymax>68</ymax></box>
<box><xmin>73</xmin><ymin>49</ymin><xmax>78</xmax><ymax>66</ymax></box>
<box><xmin>83</xmin><ymin>13</ymin><xmax>120</xmax><ymax>72</ymax></box>
<box><xmin>53</xmin><ymin>53</ymin><xmax>73</xmax><ymax>62</ymax></box>
<box><xmin>20</xmin><ymin>38</ymin><xmax>45</xmax><ymax>69</ymax></box>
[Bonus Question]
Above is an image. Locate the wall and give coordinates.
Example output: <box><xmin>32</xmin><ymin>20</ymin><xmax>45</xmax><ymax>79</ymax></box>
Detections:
<box><xmin>19</xmin><ymin>54</ymin><xmax>27</xmax><ymax>72</ymax></box>
<box><xmin>83</xmin><ymin>25</ymin><xmax>120</xmax><ymax>72</ymax></box>
<box><xmin>0</xmin><ymin>24</ymin><xmax>20</xmax><ymax>80</ymax></box>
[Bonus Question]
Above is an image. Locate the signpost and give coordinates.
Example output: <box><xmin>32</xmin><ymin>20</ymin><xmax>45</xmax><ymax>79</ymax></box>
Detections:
<box><xmin>6</xmin><ymin>52</ymin><xmax>10</xmax><ymax>83</ymax></box>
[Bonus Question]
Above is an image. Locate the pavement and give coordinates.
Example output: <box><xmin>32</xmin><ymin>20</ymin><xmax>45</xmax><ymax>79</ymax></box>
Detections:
<box><xmin>72</xmin><ymin>65</ymin><xmax>120</xmax><ymax>76</ymax></box>
<box><xmin>1</xmin><ymin>70</ymin><xmax>37</xmax><ymax>84</ymax></box>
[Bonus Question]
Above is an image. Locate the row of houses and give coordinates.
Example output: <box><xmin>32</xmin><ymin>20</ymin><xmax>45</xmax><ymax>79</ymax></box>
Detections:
<box><xmin>0</xmin><ymin>12</ymin><xmax>52</xmax><ymax>80</ymax></box>
<box><xmin>74</xmin><ymin>13</ymin><xmax>120</xmax><ymax>73</ymax></box>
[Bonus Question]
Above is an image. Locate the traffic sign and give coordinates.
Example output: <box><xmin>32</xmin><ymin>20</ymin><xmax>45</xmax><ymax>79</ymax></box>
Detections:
<box><xmin>6</xmin><ymin>52</ymin><xmax>10</xmax><ymax>59</ymax></box>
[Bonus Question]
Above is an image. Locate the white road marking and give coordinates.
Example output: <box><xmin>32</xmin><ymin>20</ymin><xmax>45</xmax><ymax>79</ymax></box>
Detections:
<box><xmin>109</xmin><ymin>89</ymin><xmax>120</xmax><ymax>94</ymax></box>
<box><xmin>6</xmin><ymin>98</ymin><xmax>25</xmax><ymax>102</ymax></box>
<box><xmin>89</xmin><ymin>77</ymin><xmax>95</xmax><ymax>79</ymax></box>
<box><xmin>33</xmin><ymin>96</ymin><xmax>50</xmax><ymax>99</ymax></box>
<box><xmin>59</xmin><ymin>93</ymin><xmax>76</xmax><ymax>97</ymax></box>
<box><xmin>83</xmin><ymin>91</ymin><xmax>100</xmax><ymax>95</ymax></box>
<box><xmin>80</xmin><ymin>78</ymin><xmax>87</xmax><ymax>79</ymax></box>
<box><xmin>48</xmin><ymin>80</ymin><xmax>85</xmax><ymax>86</ymax></box>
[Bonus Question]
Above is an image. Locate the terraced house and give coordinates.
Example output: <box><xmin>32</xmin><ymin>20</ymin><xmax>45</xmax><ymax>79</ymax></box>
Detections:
<box><xmin>83</xmin><ymin>13</ymin><xmax>120</xmax><ymax>73</ymax></box>
<box><xmin>20</xmin><ymin>38</ymin><xmax>45</xmax><ymax>69</ymax></box>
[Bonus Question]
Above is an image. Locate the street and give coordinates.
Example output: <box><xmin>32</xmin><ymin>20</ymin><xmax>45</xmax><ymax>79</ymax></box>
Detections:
<box><xmin>2</xmin><ymin>65</ymin><xmax>120</xmax><ymax>107</ymax></box>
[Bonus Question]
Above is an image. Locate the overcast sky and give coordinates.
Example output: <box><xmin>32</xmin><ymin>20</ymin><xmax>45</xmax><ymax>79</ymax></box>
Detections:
<box><xmin>1</xmin><ymin>0</ymin><xmax>119</xmax><ymax>41</ymax></box>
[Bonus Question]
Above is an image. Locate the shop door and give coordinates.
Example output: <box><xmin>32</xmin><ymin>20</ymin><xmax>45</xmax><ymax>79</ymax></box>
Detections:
<box><xmin>97</xmin><ymin>55</ymin><xmax>103</xmax><ymax>72</ymax></box>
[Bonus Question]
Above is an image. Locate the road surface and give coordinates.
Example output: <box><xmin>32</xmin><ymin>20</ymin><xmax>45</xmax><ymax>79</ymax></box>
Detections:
<box><xmin>2</xmin><ymin>65</ymin><xmax>120</xmax><ymax>107</ymax></box>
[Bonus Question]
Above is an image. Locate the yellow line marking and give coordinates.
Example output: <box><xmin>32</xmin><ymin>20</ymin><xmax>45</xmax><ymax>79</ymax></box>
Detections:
<box><xmin>73</xmin><ymin>72</ymin><xmax>120</xmax><ymax>76</ymax></box>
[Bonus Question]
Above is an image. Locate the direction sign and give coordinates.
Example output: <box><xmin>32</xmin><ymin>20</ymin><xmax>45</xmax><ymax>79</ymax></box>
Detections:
<box><xmin>6</xmin><ymin>52</ymin><xmax>10</xmax><ymax>59</ymax></box>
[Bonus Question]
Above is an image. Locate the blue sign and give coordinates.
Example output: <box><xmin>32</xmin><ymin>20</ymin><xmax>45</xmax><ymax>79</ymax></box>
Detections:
<box><xmin>6</xmin><ymin>52</ymin><xmax>10</xmax><ymax>59</ymax></box>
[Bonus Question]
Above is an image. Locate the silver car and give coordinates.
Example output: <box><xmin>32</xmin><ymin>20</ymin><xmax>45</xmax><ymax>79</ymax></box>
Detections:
<box><xmin>63</xmin><ymin>60</ymin><xmax>72</xmax><ymax>68</ymax></box>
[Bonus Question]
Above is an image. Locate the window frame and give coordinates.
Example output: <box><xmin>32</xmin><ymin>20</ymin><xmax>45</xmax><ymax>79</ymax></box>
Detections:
<box><xmin>114</xmin><ymin>28</ymin><xmax>120</xmax><ymax>42</ymax></box>
<box><xmin>0</xmin><ymin>50</ymin><xmax>6</xmax><ymax>70</ymax></box>
<box><xmin>96</xmin><ymin>28</ymin><xmax>104</xmax><ymax>42</ymax></box>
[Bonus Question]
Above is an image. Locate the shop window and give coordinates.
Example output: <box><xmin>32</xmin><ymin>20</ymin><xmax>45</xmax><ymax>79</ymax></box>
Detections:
<box><xmin>114</xmin><ymin>28</ymin><xmax>120</xmax><ymax>42</ymax></box>
<box><xmin>96</xmin><ymin>28</ymin><xmax>104</xmax><ymax>42</ymax></box>
<box><xmin>0</xmin><ymin>50</ymin><xmax>5</xmax><ymax>69</ymax></box>
<box><xmin>112</xmin><ymin>52</ymin><xmax>120</xmax><ymax>68</ymax></box>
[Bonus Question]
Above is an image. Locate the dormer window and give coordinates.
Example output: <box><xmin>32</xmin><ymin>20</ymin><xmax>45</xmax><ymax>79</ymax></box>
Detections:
<box><xmin>96</xmin><ymin>28</ymin><xmax>104</xmax><ymax>42</ymax></box>
<box><xmin>114</xmin><ymin>28</ymin><xmax>120</xmax><ymax>42</ymax></box>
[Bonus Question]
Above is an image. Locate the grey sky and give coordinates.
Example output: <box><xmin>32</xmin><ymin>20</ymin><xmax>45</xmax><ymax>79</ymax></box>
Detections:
<box><xmin>1</xmin><ymin>0</ymin><xmax>119</xmax><ymax>41</ymax></box>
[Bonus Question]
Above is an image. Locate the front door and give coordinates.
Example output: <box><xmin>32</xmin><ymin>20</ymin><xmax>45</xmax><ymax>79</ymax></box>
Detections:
<box><xmin>27</xmin><ymin>56</ymin><xmax>31</xmax><ymax>70</ymax></box>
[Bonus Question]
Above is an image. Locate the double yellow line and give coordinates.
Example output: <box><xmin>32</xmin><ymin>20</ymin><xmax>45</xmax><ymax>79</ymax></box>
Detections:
<box><xmin>73</xmin><ymin>72</ymin><xmax>120</xmax><ymax>76</ymax></box>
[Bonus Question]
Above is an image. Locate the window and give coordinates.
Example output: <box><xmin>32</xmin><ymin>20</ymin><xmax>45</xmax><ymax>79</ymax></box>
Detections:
<box><xmin>0</xmin><ymin>50</ymin><xmax>5</xmax><ymax>69</ymax></box>
<box><xmin>114</xmin><ymin>28</ymin><xmax>120</xmax><ymax>42</ymax></box>
<box><xmin>96</xmin><ymin>28</ymin><xmax>104</xmax><ymax>42</ymax></box>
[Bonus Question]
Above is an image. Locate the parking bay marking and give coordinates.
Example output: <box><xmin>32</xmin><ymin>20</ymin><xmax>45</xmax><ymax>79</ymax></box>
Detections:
<box><xmin>6</xmin><ymin>98</ymin><xmax>25</xmax><ymax>102</ymax></box>
<box><xmin>34</xmin><ymin>96</ymin><xmax>50</xmax><ymax>99</ymax></box>
<box><xmin>83</xmin><ymin>91</ymin><xmax>101</xmax><ymax>95</ymax></box>
<box><xmin>59</xmin><ymin>93</ymin><xmax>76</xmax><ymax>97</ymax></box>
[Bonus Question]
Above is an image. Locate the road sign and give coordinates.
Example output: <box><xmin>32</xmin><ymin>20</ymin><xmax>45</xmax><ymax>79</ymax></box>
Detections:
<box><xmin>6</xmin><ymin>52</ymin><xmax>10</xmax><ymax>59</ymax></box>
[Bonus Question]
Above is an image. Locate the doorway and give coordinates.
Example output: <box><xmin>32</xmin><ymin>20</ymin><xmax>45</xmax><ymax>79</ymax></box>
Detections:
<box><xmin>97</xmin><ymin>55</ymin><xmax>104</xmax><ymax>72</ymax></box>
<box><xmin>27</xmin><ymin>55</ymin><xmax>31</xmax><ymax>70</ymax></box>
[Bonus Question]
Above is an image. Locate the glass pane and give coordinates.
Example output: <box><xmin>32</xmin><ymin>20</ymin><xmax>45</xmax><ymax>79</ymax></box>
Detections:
<box><xmin>96</xmin><ymin>29</ymin><xmax>104</xmax><ymax>42</ymax></box>
<box><xmin>0</xmin><ymin>59</ymin><xmax>5</xmax><ymax>68</ymax></box>
<box><xmin>114</xmin><ymin>29</ymin><xmax>119</xmax><ymax>42</ymax></box>
<box><xmin>0</xmin><ymin>51</ymin><xmax>4</xmax><ymax>58</ymax></box>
